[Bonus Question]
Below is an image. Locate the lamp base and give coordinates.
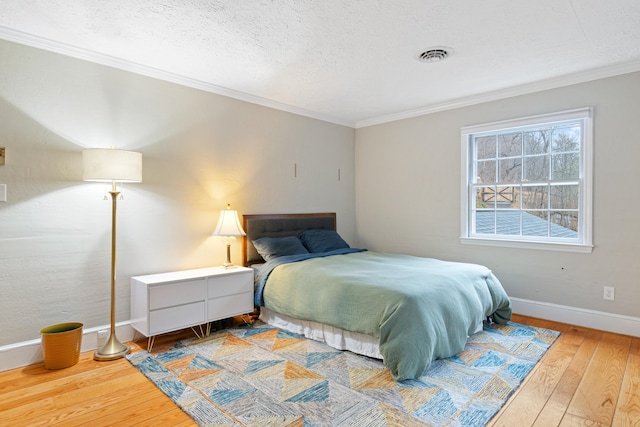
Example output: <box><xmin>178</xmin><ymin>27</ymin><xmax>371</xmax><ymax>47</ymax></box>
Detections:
<box><xmin>222</xmin><ymin>242</ymin><xmax>237</xmax><ymax>269</ymax></box>
<box><xmin>94</xmin><ymin>333</ymin><xmax>130</xmax><ymax>361</ymax></box>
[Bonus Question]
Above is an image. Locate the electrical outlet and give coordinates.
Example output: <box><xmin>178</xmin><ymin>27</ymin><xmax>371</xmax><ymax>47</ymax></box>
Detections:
<box><xmin>603</xmin><ymin>286</ymin><xmax>615</xmax><ymax>301</ymax></box>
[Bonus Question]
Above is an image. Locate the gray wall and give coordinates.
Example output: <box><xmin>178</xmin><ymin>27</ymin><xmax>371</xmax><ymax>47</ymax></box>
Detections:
<box><xmin>355</xmin><ymin>71</ymin><xmax>640</xmax><ymax>319</ymax></box>
<box><xmin>2</xmin><ymin>36</ymin><xmax>638</xmax><ymax>349</ymax></box>
<box><xmin>0</xmin><ymin>39</ymin><xmax>355</xmax><ymax>346</ymax></box>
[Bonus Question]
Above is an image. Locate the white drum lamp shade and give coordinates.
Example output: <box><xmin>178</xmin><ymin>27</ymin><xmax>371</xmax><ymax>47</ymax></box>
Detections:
<box><xmin>83</xmin><ymin>149</ymin><xmax>142</xmax><ymax>182</ymax></box>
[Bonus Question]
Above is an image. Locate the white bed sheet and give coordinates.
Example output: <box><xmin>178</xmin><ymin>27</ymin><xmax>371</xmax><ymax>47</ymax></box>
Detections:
<box><xmin>259</xmin><ymin>307</ymin><xmax>485</xmax><ymax>362</ymax></box>
<box><xmin>259</xmin><ymin>307</ymin><xmax>383</xmax><ymax>359</ymax></box>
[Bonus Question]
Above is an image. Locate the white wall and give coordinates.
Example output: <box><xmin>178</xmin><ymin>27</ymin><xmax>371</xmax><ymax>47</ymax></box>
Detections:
<box><xmin>355</xmin><ymin>71</ymin><xmax>640</xmax><ymax>325</ymax></box>
<box><xmin>0</xmin><ymin>39</ymin><xmax>355</xmax><ymax>348</ymax></box>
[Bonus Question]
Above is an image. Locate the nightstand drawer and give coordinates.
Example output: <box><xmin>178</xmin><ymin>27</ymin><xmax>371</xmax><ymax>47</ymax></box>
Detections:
<box><xmin>150</xmin><ymin>301</ymin><xmax>206</xmax><ymax>335</ymax></box>
<box><xmin>150</xmin><ymin>279</ymin><xmax>205</xmax><ymax>310</ymax></box>
<box><xmin>208</xmin><ymin>292</ymin><xmax>253</xmax><ymax>321</ymax></box>
<box><xmin>207</xmin><ymin>272</ymin><xmax>252</xmax><ymax>298</ymax></box>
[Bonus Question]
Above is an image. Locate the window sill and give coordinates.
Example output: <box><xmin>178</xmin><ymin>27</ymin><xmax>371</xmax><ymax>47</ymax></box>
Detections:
<box><xmin>459</xmin><ymin>236</ymin><xmax>593</xmax><ymax>253</ymax></box>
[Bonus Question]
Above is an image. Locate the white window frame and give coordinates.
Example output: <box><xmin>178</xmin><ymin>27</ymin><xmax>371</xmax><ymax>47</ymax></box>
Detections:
<box><xmin>460</xmin><ymin>107</ymin><xmax>593</xmax><ymax>253</ymax></box>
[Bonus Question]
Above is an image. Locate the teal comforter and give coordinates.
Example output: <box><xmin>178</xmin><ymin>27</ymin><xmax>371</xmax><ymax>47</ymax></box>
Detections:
<box><xmin>256</xmin><ymin>250</ymin><xmax>512</xmax><ymax>381</ymax></box>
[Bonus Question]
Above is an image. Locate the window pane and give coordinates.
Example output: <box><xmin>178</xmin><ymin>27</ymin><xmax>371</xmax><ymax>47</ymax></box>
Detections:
<box><xmin>474</xmin><ymin>186</ymin><xmax>495</xmax><ymax>209</ymax></box>
<box><xmin>552</xmin><ymin>125</ymin><xmax>580</xmax><ymax>152</ymax></box>
<box><xmin>474</xmin><ymin>210</ymin><xmax>495</xmax><ymax>234</ymax></box>
<box><xmin>476</xmin><ymin>136</ymin><xmax>496</xmax><ymax>160</ymax></box>
<box><xmin>499</xmin><ymin>158</ymin><xmax>522</xmax><ymax>182</ymax></box>
<box><xmin>496</xmin><ymin>210</ymin><xmax>521</xmax><ymax>235</ymax></box>
<box><xmin>551</xmin><ymin>153</ymin><xmax>579</xmax><ymax>179</ymax></box>
<box><xmin>550</xmin><ymin>184</ymin><xmax>578</xmax><ymax>209</ymax></box>
<box><xmin>522</xmin><ymin>185</ymin><xmax>548</xmax><ymax>209</ymax></box>
<box><xmin>476</xmin><ymin>160</ymin><xmax>496</xmax><ymax>183</ymax></box>
<box><xmin>523</xmin><ymin>211</ymin><xmax>549</xmax><ymax>236</ymax></box>
<box><xmin>550</xmin><ymin>211</ymin><xmax>579</xmax><ymax>235</ymax></box>
<box><xmin>496</xmin><ymin>186</ymin><xmax>519</xmax><ymax>208</ymax></box>
<box><xmin>524</xmin><ymin>155</ymin><xmax>549</xmax><ymax>181</ymax></box>
<box><xmin>524</xmin><ymin>129</ymin><xmax>550</xmax><ymax>155</ymax></box>
<box><xmin>498</xmin><ymin>132</ymin><xmax>522</xmax><ymax>157</ymax></box>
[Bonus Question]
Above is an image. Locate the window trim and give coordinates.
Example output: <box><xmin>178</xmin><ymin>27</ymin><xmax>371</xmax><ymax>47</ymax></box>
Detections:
<box><xmin>460</xmin><ymin>107</ymin><xmax>593</xmax><ymax>253</ymax></box>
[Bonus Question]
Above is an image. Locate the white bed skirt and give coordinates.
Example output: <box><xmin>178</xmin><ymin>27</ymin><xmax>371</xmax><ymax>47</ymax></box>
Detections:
<box><xmin>259</xmin><ymin>307</ymin><xmax>485</xmax><ymax>362</ymax></box>
<box><xmin>259</xmin><ymin>307</ymin><xmax>384</xmax><ymax>359</ymax></box>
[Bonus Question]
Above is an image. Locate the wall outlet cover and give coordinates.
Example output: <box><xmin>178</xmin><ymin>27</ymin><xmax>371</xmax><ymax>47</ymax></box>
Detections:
<box><xmin>603</xmin><ymin>286</ymin><xmax>615</xmax><ymax>301</ymax></box>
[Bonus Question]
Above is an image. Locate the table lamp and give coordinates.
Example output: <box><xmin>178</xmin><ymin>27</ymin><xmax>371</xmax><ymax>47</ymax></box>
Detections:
<box><xmin>212</xmin><ymin>204</ymin><xmax>245</xmax><ymax>268</ymax></box>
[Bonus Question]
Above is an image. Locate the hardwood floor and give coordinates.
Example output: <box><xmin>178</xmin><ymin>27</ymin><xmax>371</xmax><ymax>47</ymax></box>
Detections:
<box><xmin>0</xmin><ymin>329</ymin><xmax>197</xmax><ymax>427</ymax></box>
<box><xmin>1</xmin><ymin>315</ymin><xmax>638</xmax><ymax>426</ymax></box>
<box><xmin>489</xmin><ymin>315</ymin><xmax>640</xmax><ymax>427</ymax></box>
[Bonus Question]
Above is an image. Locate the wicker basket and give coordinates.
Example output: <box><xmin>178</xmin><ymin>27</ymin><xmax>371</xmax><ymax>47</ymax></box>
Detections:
<box><xmin>40</xmin><ymin>322</ymin><xmax>83</xmax><ymax>369</ymax></box>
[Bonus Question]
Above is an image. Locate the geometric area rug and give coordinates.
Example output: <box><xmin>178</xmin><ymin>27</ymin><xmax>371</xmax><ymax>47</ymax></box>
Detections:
<box><xmin>126</xmin><ymin>321</ymin><xmax>559</xmax><ymax>427</ymax></box>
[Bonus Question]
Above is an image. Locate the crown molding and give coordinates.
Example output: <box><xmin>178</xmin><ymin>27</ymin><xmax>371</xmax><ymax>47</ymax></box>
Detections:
<box><xmin>0</xmin><ymin>26</ymin><xmax>354</xmax><ymax>128</ymax></box>
<box><xmin>2</xmin><ymin>25</ymin><xmax>639</xmax><ymax>130</ymax></box>
<box><xmin>355</xmin><ymin>59</ymin><xmax>640</xmax><ymax>128</ymax></box>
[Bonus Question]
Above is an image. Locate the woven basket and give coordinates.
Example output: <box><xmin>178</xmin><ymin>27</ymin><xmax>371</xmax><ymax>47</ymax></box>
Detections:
<box><xmin>40</xmin><ymin>322</ymin><xmax>83</xmax><ymax>369</ymax></box>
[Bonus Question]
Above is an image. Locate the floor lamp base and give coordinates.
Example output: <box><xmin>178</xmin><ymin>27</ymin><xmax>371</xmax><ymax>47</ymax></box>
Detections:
<box><xmin>94</xmin><ymin>334</ymin><xmax>130</xmax><ymax>361</ymax></box>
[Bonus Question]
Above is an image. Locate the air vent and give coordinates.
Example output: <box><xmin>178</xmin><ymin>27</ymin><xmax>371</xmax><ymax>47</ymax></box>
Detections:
<box><xmin>418</xmin><ymin>47</ymin><xmax>453</xmax><ymax>63</ymax></box>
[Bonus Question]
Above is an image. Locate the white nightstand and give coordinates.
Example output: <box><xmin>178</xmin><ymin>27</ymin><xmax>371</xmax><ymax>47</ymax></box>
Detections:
<box><xmin>130</xmin><ymin>266</ymin><xmax>253</xmax><ymax>350</ymax></box>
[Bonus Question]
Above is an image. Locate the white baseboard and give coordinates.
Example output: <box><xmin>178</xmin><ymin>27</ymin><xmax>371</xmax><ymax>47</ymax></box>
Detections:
<box><xmin>0</xmin><ymin>322</ymin><xmax>135</xmax><ymax>373</ymax></box>
<box><xmin>2</xmin><ymin>300</ymin><xmax>639</xmax><ymax>372</ymax></box>
<box><xmin>511</xmin><ymin>297</ymin><xmax>640</xmax><ymax>337</ymax></box>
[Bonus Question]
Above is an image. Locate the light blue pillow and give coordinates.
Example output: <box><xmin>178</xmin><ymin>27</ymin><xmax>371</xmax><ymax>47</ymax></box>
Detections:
<box><xmin>300</xmin><ymin>229</ymin><xmax>350</xmax><ymax>253</ymax></box>
<box><xmin>252</xmin><ymin>236</ymin><xmax>309</xmax><ymax>261</ymax></box>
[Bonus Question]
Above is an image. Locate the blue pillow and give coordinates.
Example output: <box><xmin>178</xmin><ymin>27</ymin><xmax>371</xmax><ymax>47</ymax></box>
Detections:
<box><xmin>300</xmin><ymin>229</ymin><xmax>350</xmax><ymax>253</ymax></box>
<box><xmin>252</xmin><ymin>236</ymin><xmax>309</xmax><ymax>261</ymax></box>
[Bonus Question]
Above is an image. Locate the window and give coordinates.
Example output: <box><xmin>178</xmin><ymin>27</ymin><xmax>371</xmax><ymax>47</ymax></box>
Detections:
<box><xmin>460</xmin><ymin>108</ymin><xmax>593</xmax><ymax>252</ymax></box>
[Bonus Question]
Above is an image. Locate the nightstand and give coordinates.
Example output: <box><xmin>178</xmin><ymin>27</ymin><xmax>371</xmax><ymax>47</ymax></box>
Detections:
<box><xmin>130</xmin><ymin>266</ymin><xmax>253</xmax><ymax>350</ymax></box>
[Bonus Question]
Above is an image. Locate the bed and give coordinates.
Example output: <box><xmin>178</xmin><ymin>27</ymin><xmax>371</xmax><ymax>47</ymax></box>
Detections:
<box><xmin>242</xmin><ymin>212</ymin><xmax>512</xmax><ymax>381</ymax></box>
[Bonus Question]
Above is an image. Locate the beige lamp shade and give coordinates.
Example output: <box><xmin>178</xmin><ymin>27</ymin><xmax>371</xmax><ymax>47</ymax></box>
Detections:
<box><xmin>82</xmin><ymin>148</ymin><xmax>142</xmax><ymax>182</ymax></box>
<box><xmin>213</xmin><ymin>205</ymin><xmax>246</xmax><ymax>237</ymax></box>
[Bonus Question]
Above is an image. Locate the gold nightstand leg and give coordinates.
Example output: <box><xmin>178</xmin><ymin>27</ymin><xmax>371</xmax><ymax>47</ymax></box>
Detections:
<box><xmin>191</xmin><ymin>325</ymin><xmax>206</xmax><ymax>339</ymax></box>
<box><xmin>147</xmin><ymin>336</ymin><xmax>156</xmax><ymax>353</ymax></box>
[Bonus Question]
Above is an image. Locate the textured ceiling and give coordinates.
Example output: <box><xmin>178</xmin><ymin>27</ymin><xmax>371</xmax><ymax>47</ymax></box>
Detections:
<box><xmin>1</xmin><ymin>0</ymin><xmax>640</xmax><ymax>127</ymax></box>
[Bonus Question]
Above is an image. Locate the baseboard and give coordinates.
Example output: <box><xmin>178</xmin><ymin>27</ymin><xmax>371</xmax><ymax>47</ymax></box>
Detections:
<box><xmin>0</xmin><ymin>322</ymin><xmax>135</xmax><ymax>372</ymax></box>
<box><xmin>2</xmin><ymin>301</ymin><xmax>639</xmax><ymax>372</ymax></box>
<box><xmin>511</xmin><ymin>297</ymin><xmax>640</xmax><ymax>337</ymax></box>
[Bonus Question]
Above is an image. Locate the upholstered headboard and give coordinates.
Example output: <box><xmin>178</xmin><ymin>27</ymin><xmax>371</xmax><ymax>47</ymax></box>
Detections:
<box><xmin>242</xmin><ymin>213</ymin><xmax>337</xmax><ymax>266</ymax></box>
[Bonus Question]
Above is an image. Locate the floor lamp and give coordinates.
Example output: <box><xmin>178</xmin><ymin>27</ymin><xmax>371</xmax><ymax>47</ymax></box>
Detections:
<box><xmin>83</xmin><ymin>148</ymin><xmax>142</xmax><ymax>361</ymax></box>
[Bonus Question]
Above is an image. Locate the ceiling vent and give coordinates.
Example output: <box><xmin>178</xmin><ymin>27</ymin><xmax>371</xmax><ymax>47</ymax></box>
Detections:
<box><xmin>418</xmin><ymin>47</ymin><xmax>453</xmax><ymax>63</ymax></box>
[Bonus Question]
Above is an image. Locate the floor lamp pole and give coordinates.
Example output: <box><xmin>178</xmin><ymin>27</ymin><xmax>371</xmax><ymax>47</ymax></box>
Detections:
<box><xmin>94</xmin><ymin>185</ymin><xmax>130</xmax><ymax>361</ymax></box>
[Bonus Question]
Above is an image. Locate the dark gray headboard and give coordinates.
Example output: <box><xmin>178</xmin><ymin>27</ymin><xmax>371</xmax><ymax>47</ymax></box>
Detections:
<box><xmin>242</xmin><ymin>213</ymin><xmax>337</xmax><ymax>266</ymax></box>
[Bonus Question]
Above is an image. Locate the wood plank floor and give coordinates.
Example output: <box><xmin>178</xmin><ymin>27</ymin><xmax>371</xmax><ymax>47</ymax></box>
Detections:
<box><xmin>488</xmin><ymin>315</ymin><xmax>640</xmax><ymax>427</ymax></box>
<box><xmin>1</xmin><ymin>314</ymin><xmax>638</xmax><ymax>426</ymax></box>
